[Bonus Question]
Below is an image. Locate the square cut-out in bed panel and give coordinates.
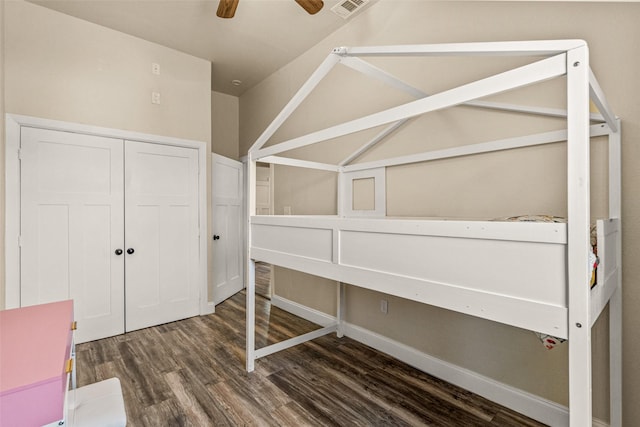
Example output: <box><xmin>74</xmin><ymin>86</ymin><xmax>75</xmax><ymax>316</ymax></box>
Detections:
<box><xmin>252</xmin><ymin>224</ymin><xmax>333</xmax><ymax>262</ymax></box>
<box><xmin>339</xmin><ymin>230</ymin><xmax>567</xmax><ymax>306</ymax></box>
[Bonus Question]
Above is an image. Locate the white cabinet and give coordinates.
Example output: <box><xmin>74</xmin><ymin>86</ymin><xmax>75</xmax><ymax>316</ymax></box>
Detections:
<box><xmin>19</xmin><ymin>127</ymin><xmax>201</xmax><ymax>343</ymax></box>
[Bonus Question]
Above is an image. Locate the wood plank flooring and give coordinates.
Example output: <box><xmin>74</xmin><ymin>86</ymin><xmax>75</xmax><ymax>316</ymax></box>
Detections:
<box><xmin>75</xmin><ymin>291</ymin><xmax>547</xmax><ymax>426</ymax></box>
<box><xmin>255</xmin><ymin>261</ymin><xmax>271</xmax><ymax>299</ymax></box>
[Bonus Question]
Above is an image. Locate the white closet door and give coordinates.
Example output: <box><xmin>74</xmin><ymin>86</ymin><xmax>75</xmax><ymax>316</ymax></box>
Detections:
<box><xmin>212</xmin><ymin>154</ymin><xmax>244</xmax><ymax>305</ymax></box>
<box><xmin>124</xmin><ymin>141</ymin><xmax>200</xmax><ymax>331</ymax></box>
<box><xmin>20</xmin><ymin>127</ymin><xmax>125</xmax><ymax>343</ymax></box>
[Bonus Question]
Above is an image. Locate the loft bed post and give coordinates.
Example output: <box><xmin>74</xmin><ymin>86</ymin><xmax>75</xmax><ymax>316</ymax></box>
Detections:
<box><xmin>337</xmin><ymin>282</ymin><xmax>345</xmax><ymax>338</ymax></box>
<box><xmin>336</xmin><ymin>169</ymin><xmax>345</xmax><ymax>338</ymax></box>
<box><xmin>566</xmin><ymin>44</ymin><xmax>593</xmax><ymax>427</ymax></box>
<box><xmin>246</xmin><ymin>258</ymin><xmax>256</xmax><ymax>372</ymax></box>
<box><xmin>608</xmin><ymin>121</ymin><xmax>622</xmax><ymax>427</ymax></box>
<box><xmin>246</xmin><ymin>157</ymin><xmax>257</xmax><ymax>372</ymax></box>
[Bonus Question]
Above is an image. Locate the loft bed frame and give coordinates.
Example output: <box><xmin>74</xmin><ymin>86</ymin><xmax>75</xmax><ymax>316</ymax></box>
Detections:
<box><xmin>245</xmin><ymin>40</ymin><xmax>621</xmax><ymax>427</ymax></box>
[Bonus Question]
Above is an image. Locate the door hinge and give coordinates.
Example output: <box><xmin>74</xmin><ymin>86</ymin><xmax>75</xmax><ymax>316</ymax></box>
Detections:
<box><xmin>18</xmin><ymin>235</ymin><xmax>23</xmax><ymax>247</ymax></box>
<box><xmin>18</xmin><ymin>148</ymin><xmax>23</xmax><ymax>160</ymax></box>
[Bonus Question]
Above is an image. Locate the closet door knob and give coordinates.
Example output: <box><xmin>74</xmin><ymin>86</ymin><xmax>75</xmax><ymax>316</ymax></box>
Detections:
<box><xmin>115</xmin><ymin>249</ymin><xmax>123</xmax><ymax>255</ymax></box>
<box><xmin>126</xmin><ymin>248</ymin><xmax>135</xmax><ymax>255</ymax></box>
<box><xmin>213</xmin><ymin>235</ymin><xmax>220</xmax><ymax>241</ymax></box>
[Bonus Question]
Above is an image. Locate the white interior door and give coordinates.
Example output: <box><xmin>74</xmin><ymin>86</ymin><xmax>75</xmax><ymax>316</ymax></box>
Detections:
<box><xmin>125</xmin><ymin>141</ymin><xmax>200</xmax><ymax>331</ymax></box>
<box><xmin>212</xmin><ymin>153</ymin><xmax>244</xmax><ymax>305</ymax></box>
<box><xmin>256</xmin><ymin>181</ymin><xmax>271</xmax><ymax>215</ymax></box>
<box><xmin>255</xmin><ymin>163</ymin><xmax>273</xmax><ymax>215</ymax></box>
<box><xmin>20</xmin><ymin>127</ymin><xmax>125</xmax><ymax>343</ymax></box>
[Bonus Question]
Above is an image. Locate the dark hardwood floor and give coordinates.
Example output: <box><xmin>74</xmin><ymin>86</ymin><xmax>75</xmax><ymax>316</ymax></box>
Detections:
<box><xmin>76</xmin><ymin>291</ymin><xmax>547</xmax><ymax>426</ymax></box>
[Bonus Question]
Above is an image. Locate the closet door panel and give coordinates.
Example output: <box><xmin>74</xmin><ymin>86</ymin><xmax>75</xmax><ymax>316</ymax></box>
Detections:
<box><xmin>20</xmin><ymin>127</ymin><xmax>125</xmax><ymax>343</ymax></box>
<box><xmin>163</xmin><ymin>205</ymin><xmax>192</xmax><ymax>302</ymax></box>
<box><xmin>82</xmin><ymin>205</ymin><xmax>118</xmax><ymax>316</ymax></box>
<box><xmin>124</xmin><ymin>141</ymin><xmax>200</xmax><ymax>332</ymax></box>
<box><xmin>33</xmin><ymin>204</ymin><xmax>70</xmax><ymax>303</ymax></box>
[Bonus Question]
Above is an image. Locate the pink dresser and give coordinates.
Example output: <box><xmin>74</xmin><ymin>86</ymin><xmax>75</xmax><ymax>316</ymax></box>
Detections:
<box><xmin>0</xmin><ymin>300</ymin><xmax>74</xmax><ymax>427</ymax></box>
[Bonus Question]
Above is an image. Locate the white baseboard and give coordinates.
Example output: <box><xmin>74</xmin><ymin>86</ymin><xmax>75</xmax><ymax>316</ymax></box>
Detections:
<box><xmin>271</xmin><ymin>295</ymin><xmax>336</xmax><ymax>327</ymax></box>
<box><xmin>271</xmin><ymin>295</ymin><xmax>609</xmax><ymax>427</ymax></box>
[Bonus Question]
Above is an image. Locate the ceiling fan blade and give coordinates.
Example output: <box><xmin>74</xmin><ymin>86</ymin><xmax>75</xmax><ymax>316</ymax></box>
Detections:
<box><xmin>295</xmin><ymin>0</ymin><xmax>324</xmax><ymax>15</ymax></box>
<box><xmin>217</xmin><ymin>0</ymin><xmax>239</xmax><ymax>18</ymax></box>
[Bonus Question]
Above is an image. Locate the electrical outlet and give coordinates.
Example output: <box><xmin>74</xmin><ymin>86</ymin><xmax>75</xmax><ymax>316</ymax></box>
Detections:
<box><xmin>283</xmin><ymin>206</ymin><xmax>292</xmax><ymax>215</ymax></box>
<box><xmin>380</xmin><ymin>299</ymin><xmax>388</xmax><ymax>314</ymax></box>
<box><xmin>152</xmin><ymin>63</ymin><xmax>161</xmax><ymax>75</ymax></box>
<box><xmin>151</xmin><ymin>92</ymin><xmax>161</xmax><ymax>105</ymax></box>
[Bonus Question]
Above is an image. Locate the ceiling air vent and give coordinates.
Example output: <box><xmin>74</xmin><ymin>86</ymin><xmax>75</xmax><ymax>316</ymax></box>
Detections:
<box><xmin>331</xmin><ymin>0</ymin><xmax>370</xmax><ymax>19</ymax></box>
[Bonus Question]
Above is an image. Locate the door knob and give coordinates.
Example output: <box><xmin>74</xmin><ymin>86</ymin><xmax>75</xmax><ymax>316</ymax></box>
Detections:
<box><xmin>126</xmin><ymin>248</ymin><xmax>135</xmax><ymax>254</ymax></box>
<box><xmin>213</xmin><ymin>235</ymin><xmax>220</xmax><ymax>240</ymax></box>
<box><xmin>115</xmin><ymin>249</ymin><xmax>123</xmax><ymax>255</ymax></box>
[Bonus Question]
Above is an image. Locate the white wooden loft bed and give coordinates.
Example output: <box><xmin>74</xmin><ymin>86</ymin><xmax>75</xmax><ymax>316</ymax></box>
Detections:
<box><xmin>245</xmin><ymin>40</ymin><xmax>621</xmax><ymax>427</ymax></box>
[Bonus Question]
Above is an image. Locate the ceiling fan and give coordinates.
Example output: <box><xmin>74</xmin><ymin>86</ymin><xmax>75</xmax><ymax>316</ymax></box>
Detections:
<box><xmin>217</xmin><ymin>0</ymin><xmax>324</xmax><ymax>18</ymax></box>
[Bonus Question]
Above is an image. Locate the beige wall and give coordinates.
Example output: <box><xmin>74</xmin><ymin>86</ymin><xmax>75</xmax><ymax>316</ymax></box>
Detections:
<box><xmin>212</xmin><ymin>90</ymin><xmax>239</xmax><ymax>160</ymax></box>
<box><xmin>5</xmin><ymin>1</ymin><xmax>211</xmax><ymax>142</ymax></box>
<box><xmin>240</xmin><ymin>1</ymin><xmax>640</xmax><ymax>423</ymax></box>
<box><xmin>2</xmin><ymin>1</ymin><xmax>214</xmax><ymax>301</ymax></box>
<box><xmin>0</xmin><ymin>0</ymin><xmax>6</xmax><ymax>310</ymax></box>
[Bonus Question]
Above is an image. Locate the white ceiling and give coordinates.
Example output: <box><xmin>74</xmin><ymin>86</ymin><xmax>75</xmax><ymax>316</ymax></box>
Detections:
<box><xmin>28</xmin><ymin>0</ymin><xmax>377</xmax><ymax>96</ymax></box>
